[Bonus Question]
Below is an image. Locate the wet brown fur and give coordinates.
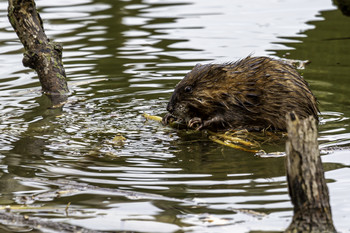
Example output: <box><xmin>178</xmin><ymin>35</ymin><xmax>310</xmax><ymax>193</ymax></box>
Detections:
<box><xmin>163</xmin><ymin>56</ymin><xmax>319</xmax><ymax>131</ymax></box>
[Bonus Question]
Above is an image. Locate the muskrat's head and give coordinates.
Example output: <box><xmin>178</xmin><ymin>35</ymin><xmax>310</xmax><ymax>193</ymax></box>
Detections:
<box><xmin>166</xmin><ymin>64</ymin><xmax>228</xmax><ymax>124</ymax></box>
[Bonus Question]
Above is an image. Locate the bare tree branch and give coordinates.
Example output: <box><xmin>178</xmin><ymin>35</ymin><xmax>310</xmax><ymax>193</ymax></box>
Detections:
<box><xmin>8</xmin><ymin>0</ymin><xmax>69</xmax><ymax>105</ymax></box>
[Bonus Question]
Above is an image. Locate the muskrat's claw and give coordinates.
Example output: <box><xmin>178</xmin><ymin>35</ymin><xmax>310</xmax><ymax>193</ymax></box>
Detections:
<box><xmin>188</xmin><ymin>117</ymin><xmax>203</xmax><ymax>130</ymax></box>
<box><xmin>162</xmin><ymin>113</ymin><xmax>176</xmax><ymax>125</ymax></box>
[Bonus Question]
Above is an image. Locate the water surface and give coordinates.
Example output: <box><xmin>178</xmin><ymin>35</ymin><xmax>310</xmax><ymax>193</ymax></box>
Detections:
<box><xmin>0</xmin><ymin>0</ymin><xmax>349</xmax><ymax>232</ymax></box>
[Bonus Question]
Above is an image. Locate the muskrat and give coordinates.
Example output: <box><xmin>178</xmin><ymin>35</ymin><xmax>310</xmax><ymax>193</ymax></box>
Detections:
<box><xmin>162</xmin><ymin>56</ymin><xmax>318</xmax><ymax>131</ymax></box>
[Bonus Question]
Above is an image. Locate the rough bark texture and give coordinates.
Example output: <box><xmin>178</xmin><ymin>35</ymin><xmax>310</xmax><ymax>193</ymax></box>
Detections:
<box><xmin>285</xmin><ymin>113</ymin><xmax>336</xmax><ymax>233</ymax></box>
<box><xmin>8</xmin><ymin>0</ymin><xmax>69</xmax><ymax>105</ymax></box>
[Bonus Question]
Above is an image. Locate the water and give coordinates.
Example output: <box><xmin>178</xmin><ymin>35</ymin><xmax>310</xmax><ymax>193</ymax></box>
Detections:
<box><xmin>0</xmin><ymin>0</ymin><xmax>350</xmax><ymax>232</ymax></box>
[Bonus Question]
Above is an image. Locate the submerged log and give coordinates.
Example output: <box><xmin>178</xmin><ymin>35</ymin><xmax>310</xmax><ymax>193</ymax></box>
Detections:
<box><xmin>0</xmin><ymin>212</ymin><xmax>100</xmax><ymax>233</ymax></box>
<box><xmin>8</xmin><ymin>0</ymin><xmax>69</xmax><ymax>105</ymax></box>
<box><xmin>285</xmin><ymin>113</ymin><xmax>336</xmax><ymax>233</ymax></box>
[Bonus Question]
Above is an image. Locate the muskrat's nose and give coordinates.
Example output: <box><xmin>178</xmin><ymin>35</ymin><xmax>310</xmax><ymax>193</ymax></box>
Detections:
<box><xmin>166</xmin><ymin>102</ymin><xmax>174</xmax><ymax>113</ymax></box>
<box><xmin>167</xmin><ymin>94</ymin><xmax>176</xmax><ymax>113</ymax></box>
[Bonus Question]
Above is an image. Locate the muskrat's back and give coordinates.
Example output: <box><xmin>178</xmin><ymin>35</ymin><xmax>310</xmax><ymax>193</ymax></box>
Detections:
<box><xmin>163</xmin><ymin>56</ymin><xmax>319</xmax><ymax>131</ymax></box>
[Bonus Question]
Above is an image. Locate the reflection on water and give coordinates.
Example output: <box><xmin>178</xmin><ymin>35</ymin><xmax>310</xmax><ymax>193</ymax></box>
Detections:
<box><xmin>272</xmin><ymin>8</ymin><xmax>350</xmax><ymax>149</ymax></box>
<box><xmin>0</xmin><ymin>0</ymin><xmax>350</xmax><ymax>232</ymax></box>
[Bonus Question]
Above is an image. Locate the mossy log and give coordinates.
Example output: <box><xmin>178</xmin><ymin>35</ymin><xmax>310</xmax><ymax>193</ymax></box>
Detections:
<box><xmin>8</xmin><ymin>0</ymin><xmax>69</xmax><ymax>105</ymax></box>
<box><xmin>285</xmin><ymin>113</ymin><xmax>336</xmax><ymax>233</ymax></box>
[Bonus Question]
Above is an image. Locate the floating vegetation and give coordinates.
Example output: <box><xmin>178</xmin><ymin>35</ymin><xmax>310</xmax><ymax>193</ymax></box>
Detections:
<box><xmin>110</xmin><ymin>133</ymin><xmax>126</xmax><ymax>146</ymax></box>
<box><xmin>143</xmin><ymin>113</ymin><xmax>185</xmax><ymax>129</ymax></box>
<box><xmin>209</xmin><ymin>135</ymin><xmax>260</xmax><ymax>153</ymax></box>
<box><xmin>143</xmin><ymin>113</ymin><xmax>287</xmax><ymax>155</ymax></box>
<box><xmin>143</xmin><ymin>113</ymin><xmax>162</xmax><ymax>122</ymax></box>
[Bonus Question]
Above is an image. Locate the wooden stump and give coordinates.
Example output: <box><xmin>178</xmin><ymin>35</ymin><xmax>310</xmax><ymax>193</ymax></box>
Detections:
<box><xmin>8</xmin><ymin>0</ymin><xmax>69</xmax><ymax>106</ymax></box>
<box><xmin>285</xmin><ymin>113</ymin><xmax>336</xmax><ymax>233</ymax></box>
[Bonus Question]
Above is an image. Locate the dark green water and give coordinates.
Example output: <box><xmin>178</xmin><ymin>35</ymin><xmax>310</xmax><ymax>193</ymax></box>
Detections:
<box><xmin>0</xmin><ymin>0</ymin><xmax>349</xmax><ymax>232</ymax></box>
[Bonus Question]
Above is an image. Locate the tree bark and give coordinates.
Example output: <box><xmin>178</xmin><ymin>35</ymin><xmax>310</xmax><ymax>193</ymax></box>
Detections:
<box><xmin>285</xmin><ymin>113</ymin><xmax>336</xmax><ymax>233</ymax></box>
<box><xmin>8</xmin><ymin>0</ymin><xmax>69</xmax><ymax>106</ymax></box>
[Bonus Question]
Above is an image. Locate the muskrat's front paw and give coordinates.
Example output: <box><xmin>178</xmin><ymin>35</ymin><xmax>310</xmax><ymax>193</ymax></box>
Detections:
<box><xmin>188</xmin><ymin>117</ymin><xmax>203</xmax><ymax>130</ymax></box>
<box><xmin>162</xmin><ymin>113</ymin><xmax>176</xmax><ymax>125</ymax></box>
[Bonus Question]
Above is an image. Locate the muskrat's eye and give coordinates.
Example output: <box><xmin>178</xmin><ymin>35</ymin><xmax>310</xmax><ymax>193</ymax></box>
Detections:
<box><xmin>184</xmin><ymin>86</ymin><xmax>192</xmax><ymax>93</ymax></box>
